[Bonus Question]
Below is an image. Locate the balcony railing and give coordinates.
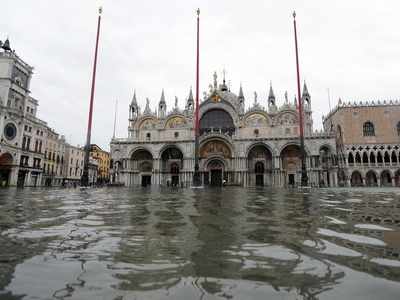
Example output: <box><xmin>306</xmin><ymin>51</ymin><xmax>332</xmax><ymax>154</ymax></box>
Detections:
<box><xmin>199</xmin><ymin>127</ymin><xmax>235</xmax><ymax>137</ymax></box>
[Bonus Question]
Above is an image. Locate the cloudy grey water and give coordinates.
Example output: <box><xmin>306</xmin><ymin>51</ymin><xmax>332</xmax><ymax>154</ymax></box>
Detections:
<box><xmin>0</xmin><ymin>187</ymin><xmax>400</xmax><ymax>300</ymax></box>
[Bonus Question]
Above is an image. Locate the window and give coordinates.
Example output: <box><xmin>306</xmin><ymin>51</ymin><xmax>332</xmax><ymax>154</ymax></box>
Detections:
<box><xmin>397</xmin><ymin>121</ymin><xmax>400</xmax><ymax>136</ymax></box>
<box><xmin>174</xmin><ymin>132</ymin><xmax>179</xmax><ymax>138</ymax></box>
<box><xmin>146</xmin><ymin>132</ymin><xmax>151</xmax><ymax>141</ymax></box>
<box><xmin>363</xmin><ymin>121</ymin><xmax>375</xmax><ymax>136</ymax></box>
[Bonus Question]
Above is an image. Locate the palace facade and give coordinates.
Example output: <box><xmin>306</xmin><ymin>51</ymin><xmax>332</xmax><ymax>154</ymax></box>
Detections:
<box><xmin>110</xmin><ymin>73</ymin><xmax>338</xmax><ymax>187</ymax></box>
<box><xmin>323</xmin><ymin>99</ymin><xmax>400</xmax><ymax>187</ymax></box>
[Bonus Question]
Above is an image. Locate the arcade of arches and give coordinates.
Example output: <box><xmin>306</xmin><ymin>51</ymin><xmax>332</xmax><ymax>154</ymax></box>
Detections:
<box><xmin>118</xmin><ymin>141</ymin><xmax>339</xmax><ymax>187</ymax></box>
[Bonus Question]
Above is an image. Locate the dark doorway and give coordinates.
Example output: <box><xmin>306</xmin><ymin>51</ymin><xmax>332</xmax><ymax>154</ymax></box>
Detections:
<box><xmin>141</xmin><ymin>175</ymin><xmax>151</xmax><ymax>187</ymax></box>
<box><xmin>17</xmin><ymin>171</ymin><xmax>26</xmax><ymax>188</ymax></box>
<box><xmin>256</xmin><ymin>174</ymin><xmax>264</xmax><ymax>186</ymax></box>
<box><xmin>0</xmin><ymin>169</ymin><xmax>11</xmax><ymax>187</ymax></box>
<box><xmin>288</xmin><ymin>174</ymin><xmax>295</xmax><ymax>186</ymax></box>
<box><xmin>210</xmin><ymin>169</ymin><xmax>222</xmax><ymax>186</ymax></box>
<box><xmin>171</xmin><ymin>176</ymin><xmax>179</xmax><ymax>187</ymax></box>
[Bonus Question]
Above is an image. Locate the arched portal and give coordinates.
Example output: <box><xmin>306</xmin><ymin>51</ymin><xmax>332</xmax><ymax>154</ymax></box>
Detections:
<box><xmin>381</xmin><ymin>170</ymin><xmax>392</xmax><ymax>187</ymax></box>
<box><xmin>0</xmin><ymin>153</ymin><xmax>13</xmax><ymax>187</ymax></box>
<box><xmin>248</xmin><ymin>144</ymin><xmax>273</xmax><ymax>186</ymax></box>
<box><xmin>281</xmin><ymin>144</ymin><xmax>302</xmax><ymax>186</ymax></box>
<box><xmin>395</xmin><ymin>170</ymin><xmax>400</xmax><ymax>187</ymax></box>
<box><xmin>365</xmin><ymin>170</ymin><xmax>378</xmax><ymax>187</ymax></box>
<box><xmin>350</xmin><ymin>171</ymin><xmax>363</xmax><ymax>187</ymax></box>
<box><xmin>160</xmin><ymin>146</ymin><xmax>183</xmax><ymax>187</ymax></box>
<box><xmin>131</xmin><ymin>149</ymin><xmax>153</xmax><ymax>187</ymax></box>
<box><xmin>206</xmin><ymin>159</ymin><xmax>225</xmax><ymax>186</ymax></box>
<box><xmin>200</xmin><ymin>139</ymin><xmax>231</xmax><ymax>186</ymax></box>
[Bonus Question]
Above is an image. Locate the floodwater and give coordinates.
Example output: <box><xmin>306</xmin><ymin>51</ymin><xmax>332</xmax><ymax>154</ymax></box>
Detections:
<box><xmin>1</xmin><ymin>187</ymin><xmax>400</xmax><ymax>300</ymax></box>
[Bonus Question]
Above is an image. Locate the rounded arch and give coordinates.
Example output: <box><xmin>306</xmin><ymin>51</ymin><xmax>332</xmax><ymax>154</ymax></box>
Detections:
<box><xmin>199</xmin><ymin>101</ymin><xmax>238</xmax><ymax>128</ymax></box>
<box><xmin>200</xmin><ymin>109</ymin><xmax>234</xmax><ymax>131</ymax></box>
<box><xmin>350</xmin><ymin>170</ymin><xmax>363</xmax><ymax>187</ymax></box>
<box><xmin>243</xmin><ymin>111</ymin><xmax>271</xmax><ymax>127</ymax></box>
<box><xmin>136</xmin><ymin>116</ymin><xmax>158</xmax><ymax>130</ymax></box>
<box><xmin>275</xmin><ymin>110</ymin><xmax>299</xmax><ymax>125</ymax></box>
<box><xmin>280</xmin><ymin>144</ymin><xmax>302</xmax><ymax>172</ymax></box>
<box><xmin>129</xmin><ymin>146</ymin><xmax>154</xmax><ymax>160</ymax></box>
<box><xmin>278</xmin><ymin>142</ymin><xmax>310</xmax><ymax>157</ymax></box>
<box><xmin>0</xmin><ymin>152</ymin><xmax>13</xmax><ymax>166</ymax></box>
<box><xmin>380</xmin><ymin>170</ymin><xmax>392</xmax><ymax>187</ymax></box>
<box><xmin>160</xmin><ymin>145</ymin><xmax>184</xmax><ymax>175</ymax></box>
<box><xmin>246</xmin><ymin>142</ymin><xmax>273</xmax><ymax>158</ymax></box>
<box><xmin>365</xmin><ymin>170</ymin><xmax>378</xmax><ymax>187</ymax></box>
<box><xmin>200</xmin><ymin>138</ymin><xmax>233</xmax><ymax>159</ymax></box>
<box><xmin>130</xmin><ymin>148</ymin><xmax>154</xmax><ymax>173</ymax></box>
<box><xmin>163</xmin><ymin>114</ymin><xmax>188</xmax><ymax>129</ymax></box>
<box><xmin>158</xmin><ymin>144</ymin><xmax>185</xmax><ymax>160</ymax></box>
<box><xmin>247</xmin><ymin>143</ymin><xmax>273</xmax><ymax>171</ymax></box>
<box><xmin>394</xmin><ymin>169</ymin><xmax>400</xmax><ymax>187</ymax></box>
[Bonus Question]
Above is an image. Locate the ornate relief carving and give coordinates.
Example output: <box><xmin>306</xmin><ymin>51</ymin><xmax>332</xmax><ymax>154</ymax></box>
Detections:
<box><xmin>200</xmin><ymin>140</ymin><xmax>231</xmax><ymax>158</ymax></box>
<box><xmin>245</xmin><ymin>113</ymin><xmax>268</xmax><ymax>127</ymax></box>
<box><xmin>165</xmin><ymin>116</ymin><xmax>186</xmax><ymax>129</ymax></box>
<box><xmin>139</xmin><ymin>118</ymin><xmax>157</xmax><ymax>130</ymax></box>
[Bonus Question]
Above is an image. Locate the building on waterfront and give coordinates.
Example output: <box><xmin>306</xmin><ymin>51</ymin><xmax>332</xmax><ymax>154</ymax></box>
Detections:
<box><xmin>88</xmin><ymin>157</ymin><xmax>99</xmax><ymax>185</ymax></box>
<box><xmin>323</xmin><ymin>99</ymin><xmax>400</xmax><ymax>187</ymax></box>
<box><xmin>90</xmin><ymin>144</ymin><xmax>110</xmax><ymax>183</ymax></box>
<box><xmin>63</xmin><ymin>144</ymin><xmax>84</xmax><ymax>186</ymax></box>
<box><xmin>0</xmin><ymin>38</ymin><xmax>87</xmax><ymax>187</ymax></box>
<box><xmin>110</xmin><ymin>73</ymin><xmax>338</xmax><ymax>187</ymax></box>
<box><xmin>0</xmin><ymin>38</ymin><xmax>48</xmax><ymax>187</ymax></box>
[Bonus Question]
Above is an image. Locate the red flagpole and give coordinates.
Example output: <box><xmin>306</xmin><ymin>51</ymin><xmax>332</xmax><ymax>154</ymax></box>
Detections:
<box><xmin>293</xmin><ymin>11</ymin><xmax>308</xmax><ymax>186</ymax></box>
<box><xmin>193</xmin><ymin>8</ymin><xmax>201</xmax><ymax>186</ymax></box>
<box><xmin>82</xmin><ymin>7</ymin><xmax>102</xmax><ymax>186</ymax></box>
<box><xmin>195</xmin><ymin>9</ymin><xmax>200</xmax><ymax>136</ymax></box>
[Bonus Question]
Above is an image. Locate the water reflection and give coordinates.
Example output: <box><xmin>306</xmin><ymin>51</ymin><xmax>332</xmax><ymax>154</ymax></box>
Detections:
<box><xmin>0</xmin><ymin>187</ymin><xmax>399</xmax><ymax>299</ymax></box>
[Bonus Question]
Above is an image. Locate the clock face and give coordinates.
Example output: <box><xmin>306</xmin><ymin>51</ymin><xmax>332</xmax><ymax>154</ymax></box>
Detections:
<box><xmin>4</xmin><ymin>123</ymin><xmax>17</xmax><ymax>140</ymax></box>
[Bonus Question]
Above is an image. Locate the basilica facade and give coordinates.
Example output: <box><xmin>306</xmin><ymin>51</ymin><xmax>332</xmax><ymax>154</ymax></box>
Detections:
<box><xmin>110</xmin><ymin>73</ymin><xmax>337</xmax><ymax>187</ymax></box>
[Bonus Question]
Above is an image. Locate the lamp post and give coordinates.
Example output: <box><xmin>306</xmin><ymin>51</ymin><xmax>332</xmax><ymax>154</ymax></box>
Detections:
<box><xmin>293</xmin><ymin>11</ymin><xmax>308</xmax><ymax>187</ymax></box>
<box><xmin>81</xmin><ymin>7</ymin><xmax>102</xmax><ymax>187</ymax></box>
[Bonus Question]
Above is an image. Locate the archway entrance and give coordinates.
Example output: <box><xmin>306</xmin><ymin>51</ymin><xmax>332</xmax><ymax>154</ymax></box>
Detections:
<box><xmin>365</xmin><ymin>170</ymin><xmax>378</xmax><ymax>186</ymax></box>
<box><xmin>281</xmin><ymin>144</ymin><xmax>302</xmax><ymax>186</ymax></box>
<box><xmin>131</xmin><ymin>149</ymin><xmax>153</xmax><ymax>187</ymax></box>
<box><xmin>248</xmin><ymin>144</ymin><xmax>272</xmax><ymax>187</ymax></box>
<box><xmin>0</xmin><ymin>153</ymin><xmax>13</xmax><ymax>187</ymax></box>
<box><xmin>350</xmin><ymin>171</ymin><xmax>363</xmax><ymax>187</ymax></box>
<box><xmin>160</xmin><ymin>146</ymin><xmax>183</xmax><ymax>187</ymax></box>
<box><xmin>381</xmin><ymin>170</ymin><xmax>392</xmax><ymax>187</ymax></box>
<box><xmin>208</xmin><ymin>160</ymin><xmax>224</xmax><ymax>186</ymax></box>
<box><xmin>200</xmin><ymin>139</ymin><xmax>232</xmax><ymax>186</ymax></box>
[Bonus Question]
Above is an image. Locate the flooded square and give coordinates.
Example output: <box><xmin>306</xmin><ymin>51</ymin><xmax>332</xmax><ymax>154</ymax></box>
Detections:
<box><xmin>0</xmin><ymin>187</ymin><xmax>400</xmax><ymax>299</ymax></box>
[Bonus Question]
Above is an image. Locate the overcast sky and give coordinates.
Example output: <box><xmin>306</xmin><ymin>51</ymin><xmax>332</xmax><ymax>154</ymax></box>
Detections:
<box><xmin>2</xmin><ymin>0</ymin><xmax>400</xmax><ymax>150</ymax></box>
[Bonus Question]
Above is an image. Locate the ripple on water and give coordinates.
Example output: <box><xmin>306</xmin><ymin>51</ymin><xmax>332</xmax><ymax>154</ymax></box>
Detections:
<box><xmin>317</xmin><ymin>228</ymin><xmax>386</xmax><ymax>246</ymax></box>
